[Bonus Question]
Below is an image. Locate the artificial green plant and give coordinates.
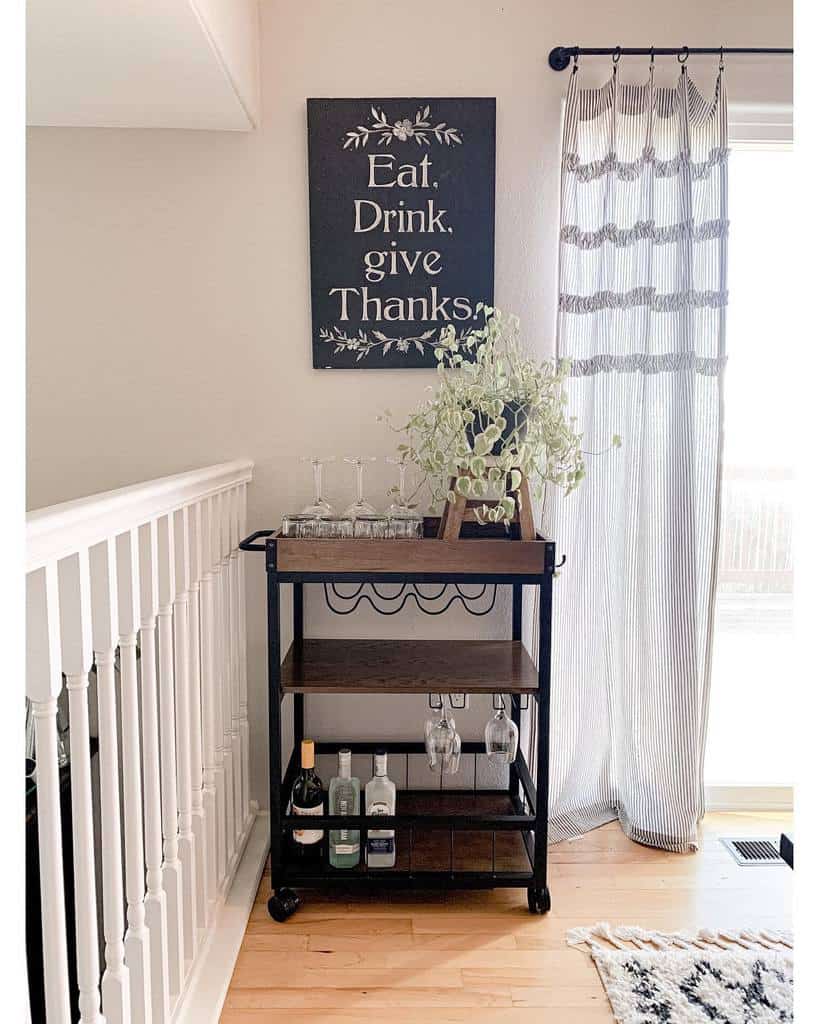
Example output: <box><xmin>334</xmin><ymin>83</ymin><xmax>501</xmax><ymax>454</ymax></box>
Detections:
<box><xmin>383</xmin><ymin>305</ymin><xmax>619</xmax><ymax>526</ymax></box>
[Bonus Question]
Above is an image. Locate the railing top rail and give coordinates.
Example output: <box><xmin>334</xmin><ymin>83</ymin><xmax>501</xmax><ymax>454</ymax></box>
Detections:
<box><xmin>27</xmin><ymin>459</ymin><xmax>253</xmax><ymax>573</ymax></box>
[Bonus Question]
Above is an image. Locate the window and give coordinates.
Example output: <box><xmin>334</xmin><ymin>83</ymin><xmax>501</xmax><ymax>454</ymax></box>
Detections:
<box><xmin>704</xmin><ymin>140</ymin><xmax>795</xmax><ymax>790</ymax></box>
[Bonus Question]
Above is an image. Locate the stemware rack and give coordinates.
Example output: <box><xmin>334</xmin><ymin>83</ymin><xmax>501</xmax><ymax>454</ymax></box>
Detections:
<box><xmin>240</xmin><ymin>518</ymin><xmax>558</xmax><ymax>919</ymax></box>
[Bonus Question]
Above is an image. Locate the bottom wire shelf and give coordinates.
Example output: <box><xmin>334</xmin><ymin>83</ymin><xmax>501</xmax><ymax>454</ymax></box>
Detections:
<box><xmin>276</xmin><ymin>792</ymin><xmax>535</xmax><ymax>889</ymax></box>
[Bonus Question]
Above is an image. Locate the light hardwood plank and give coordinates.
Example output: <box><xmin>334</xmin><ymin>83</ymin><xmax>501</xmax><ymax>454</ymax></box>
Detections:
<box><xmin>222</xmin><ymin>812</ymin><xmax>793</xmax><ymax>1023</ymax></box>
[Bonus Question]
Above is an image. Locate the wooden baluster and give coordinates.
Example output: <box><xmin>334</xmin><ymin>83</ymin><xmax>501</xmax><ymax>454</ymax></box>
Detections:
<box><xmin>199</xmin><ymin>497</ymin><xmax>222</xmax><ymax>912</ymax></box>
<box><xmin>217</xmin><ymin>490</ymin><xmax>237</xmax><ymax>879</ymax></box>
<box><xmin>114</xmin><ymin>528</ymin><xmax>152</xmax><ymax>1024</ymax></box>
<box><xmin>237</xmin><ymin>483</ymin><xmax>251</xmax><ymax>828</ymax></box>
<box><xmin>89</xmin><ymin>540</ymin><xmax>131</xmax><ymax>1024</ymax></box>
<box><xmin>137</xmin><ymin>521</ymin><xmax>171</xmax><ymax>1024</ymax></box>
<box><xmin>26</xmin><ymin>565</ymin><xmax>72</xmax><ymax>1024</ymax></box>
<box><xmin>58</xmin><ymin>551</ymin><xmax>105</xmax><ymax>1024</ymax></box>
<box><xmin>173</xmin><ymin>508</ymin><xmax>198</xmax><ymax>961</ymax></box>
<box><xmin>187</xmin><ymin>502</ymin><xmax>209</xmax><ymax>927</ymax></box>
<box><xmin>227</xmin><ymin>488</ymin><xmax>243</xmax><ymax>848</ymax></box>
<box><xmin>156</xmin><ymin>515</ymin><xmax>185</xmax><ymax>998</ymax></box>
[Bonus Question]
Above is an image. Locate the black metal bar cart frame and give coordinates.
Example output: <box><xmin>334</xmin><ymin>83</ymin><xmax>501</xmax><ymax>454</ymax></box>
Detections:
<box><xmin>240</xmin><ymin>522</ymin><xmax>556</xmax><ymax>919</ymax></box>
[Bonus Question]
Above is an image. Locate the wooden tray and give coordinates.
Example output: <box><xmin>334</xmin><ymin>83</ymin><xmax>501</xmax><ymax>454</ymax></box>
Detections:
<box><xmin>273</xmin><ymin>518</ymin><xmax>552</xmax><ymax>577</ymax></box>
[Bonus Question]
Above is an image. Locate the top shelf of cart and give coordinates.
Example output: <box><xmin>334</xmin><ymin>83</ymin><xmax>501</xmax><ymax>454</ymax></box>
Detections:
<box><xmin>240</xmin><ymin>519</ymin><xmax>556</xmax><ymax>582</ymax></box>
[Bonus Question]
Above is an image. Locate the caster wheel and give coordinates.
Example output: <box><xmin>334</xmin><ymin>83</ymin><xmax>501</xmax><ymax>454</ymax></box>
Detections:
<box><xmin>268</xmin><ymin>887</ymin><xmax>300</xmax><ymax>922</ymax></box>
<box><xmin>527</xmin><ymin>887</ymin><xmax>550</xmax><ymax>915</ymax></box>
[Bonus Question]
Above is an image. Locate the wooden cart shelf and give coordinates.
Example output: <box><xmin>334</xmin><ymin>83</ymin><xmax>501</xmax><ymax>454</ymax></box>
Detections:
<box><xmin>280</xmin><ymin>638</ymin><xmax>539</xmax><ymax>695</ymax></box>
<box><xmin>280</xmin><ymin>793</ymin><xmax>534</xmax><ymax>882</ymax></box>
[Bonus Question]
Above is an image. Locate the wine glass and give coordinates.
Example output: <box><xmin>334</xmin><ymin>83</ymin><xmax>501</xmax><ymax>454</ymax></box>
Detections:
<box><xmin>343</xmin><ymin>456</ymin><xmax>377</xmax><ymax>517</ymax></box>
<box><xmin>424</xmin><ymin>698</ymin><xmax>461</xmax><ymax>774</ymax></box>
<box><xmin>444</xmin><ymin>727</ymin><xmax>461</xmax><ymax>775</ymax></box>
<box><xmin>300</xmin><ymin>457</ymin><xmax>335</xmax><ymax>517</ymax></box>
<box><xmin>385</xmin><ymin>456</ymin><xmax>413</xmax><ymax>517</ymax></box>
<box><xmin>425</xmin><ymin>697</ymin><xmax>453</xmax><ymax>769</ymax></box>
<box><xmin>484</xmin><ymin>695</ymin><xmax>519</xmax><ymax>766</ymax></box>
<box><xmin>353</xmin><ymin>514</ymin><xmax>390</xmax><ymax>539</ymax></box>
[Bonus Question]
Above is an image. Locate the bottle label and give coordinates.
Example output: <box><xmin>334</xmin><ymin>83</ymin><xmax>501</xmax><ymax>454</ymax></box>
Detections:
<box><xmin>367</xmin><ymin>800</ymin><xmax>394</xmax><ymax>856</ymax></box>
<box><xmin>292</xmin><ymin>802</ymin><xmax>323</xmax><ymax>845</ymax></box>
<box><xmin>333</xmin><ymin>796</ymin><xmax>359</xmax><ymax>854</ymax></box>
<box><xmin>367</xmin><ymin>836</ymin><xmax>395</xmax><ymax>855</ymax></box>
<box><xmin>334</xmin><ymin>841</ymin><xmax>360</xmax><ymax>855</ymax></box>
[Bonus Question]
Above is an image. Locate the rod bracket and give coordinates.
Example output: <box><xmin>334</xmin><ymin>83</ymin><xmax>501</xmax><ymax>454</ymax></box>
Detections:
<box><xmin>548</xmin><ymin>46</ymin><xmax>574</xmax><ymax>71</ymax></box>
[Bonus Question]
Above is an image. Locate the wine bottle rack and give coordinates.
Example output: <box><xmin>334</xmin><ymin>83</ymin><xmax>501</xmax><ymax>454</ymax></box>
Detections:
<box><xmin>240</xmin><ymin>517</ymin><xmax>557</xmax><ymax>918</ymax></box>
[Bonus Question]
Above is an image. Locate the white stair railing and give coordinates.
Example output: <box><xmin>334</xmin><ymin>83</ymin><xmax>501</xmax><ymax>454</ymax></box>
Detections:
<box><xmin>26</xmin><ymin>460</ymin><xmax>254</xmax><ymax>1023</ymax></box>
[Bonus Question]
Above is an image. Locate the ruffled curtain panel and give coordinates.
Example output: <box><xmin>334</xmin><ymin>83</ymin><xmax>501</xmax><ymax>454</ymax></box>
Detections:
<box><xmin>535</xmin><ymin>64</ymin><xmax>728</xmax><ymax>853</ymax></box>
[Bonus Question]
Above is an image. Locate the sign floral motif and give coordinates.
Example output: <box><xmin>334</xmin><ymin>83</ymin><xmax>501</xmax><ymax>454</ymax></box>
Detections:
<box><xmin>343</xmin><ymin>105</ymin><xmax>462</xmax><ymax>149</ymax></box>
<box><xmin>319</xmin><ymin>325</ymin><xmax>472</xmax><ymax>359</ymax></box>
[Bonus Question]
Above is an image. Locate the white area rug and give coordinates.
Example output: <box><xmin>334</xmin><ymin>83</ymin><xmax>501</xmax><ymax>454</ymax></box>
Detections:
<box><xmin>567</xmin><ymin>923</ymin><xmax>793</xmax><ymax>1024</ymax></box>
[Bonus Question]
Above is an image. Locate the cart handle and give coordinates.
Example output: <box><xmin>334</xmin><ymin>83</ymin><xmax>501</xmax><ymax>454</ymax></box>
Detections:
<box><xmin>239</xmin><ymin>529</ymin><xmax>275</xmax><ymax>552</ymax></box>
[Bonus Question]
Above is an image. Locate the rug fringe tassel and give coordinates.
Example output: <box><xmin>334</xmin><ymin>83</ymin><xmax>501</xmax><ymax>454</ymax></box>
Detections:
<box><xmin>567</xmin><ymin>922</ymin><xmax>793</xmax><ymax>955</ymax></box>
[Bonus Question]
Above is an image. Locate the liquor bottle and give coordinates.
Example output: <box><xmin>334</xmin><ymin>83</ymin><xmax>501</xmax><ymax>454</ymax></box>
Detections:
<box><xmin>329</xmin><ymin>748</ymin><xmax>361</xmax><ymax>869</ymax></box>
<box><xmin>365</xmin><ymin>749</ymin><xmax>396</xmax><ymax>868</ymax></box>
<box><xmin>290</xmin><ymin>739</ymin><xmax>324</xmax><ymax>862</ymax></box>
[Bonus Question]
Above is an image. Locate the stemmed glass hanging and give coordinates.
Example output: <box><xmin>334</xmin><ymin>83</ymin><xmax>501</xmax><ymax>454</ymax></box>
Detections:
<box><xmin>425</xmin><ymin>696</ymin><xmax>461</xmax><ymax>774</ymax></box>
<box><xmin>484</xmin><ymin>694</ymin><xmax>519</xmax><ymax>766</ymax></box>
<box><xmin>343</xmin><ymin>456</ymin><xmax>377</xmax><ymax>517</ymax></box>
<box><xmin>300</xmin><ymin>456</ymin><xmax>335</xmax><ymax>517</ymax></box>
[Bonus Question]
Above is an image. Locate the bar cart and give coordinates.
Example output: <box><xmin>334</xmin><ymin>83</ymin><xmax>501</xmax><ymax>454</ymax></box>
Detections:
<box><xmin>240</xmin><ymin>520</ymin><xmax>557</xmax><ymax>919</ymax></box>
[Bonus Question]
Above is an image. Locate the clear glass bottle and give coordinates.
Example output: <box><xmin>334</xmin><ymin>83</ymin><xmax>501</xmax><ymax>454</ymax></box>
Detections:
<box><xmin>329</xmin><ymin>748</ymin><xmax>361</xmax><ymax>869</ymax></box>
<box><xmin>365</xmin><ymin>749</ymin><xmax>396</xmax><ymax>868</ymax></box>
<box><xmin>290</xmin><ymin>739</ymin><xmax>324</xmax><ymax>863</ymax></box>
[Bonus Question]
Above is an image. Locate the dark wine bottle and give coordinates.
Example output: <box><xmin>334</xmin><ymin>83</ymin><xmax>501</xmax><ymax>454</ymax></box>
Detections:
<box><xmin>290</xmin><ymin>739</ymin><xmax>324</xmax><ymax>862</ymax></box>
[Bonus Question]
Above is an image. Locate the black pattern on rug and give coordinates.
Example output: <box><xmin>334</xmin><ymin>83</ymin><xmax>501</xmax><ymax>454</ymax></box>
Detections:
<box><xmin>567</xmin><ymin>923</ymin><xmax>793</xmax><ymax>1024</ymax></box>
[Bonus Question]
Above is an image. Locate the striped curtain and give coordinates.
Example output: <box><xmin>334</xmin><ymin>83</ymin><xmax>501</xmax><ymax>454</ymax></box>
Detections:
<box><xmin>538</xmin><ymin>63</ymin><xmax>728</xmax><ymax>852</ymax></box>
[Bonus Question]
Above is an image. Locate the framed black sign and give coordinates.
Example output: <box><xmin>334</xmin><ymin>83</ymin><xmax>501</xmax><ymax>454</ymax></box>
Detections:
<box><xmin>307</xmin><ymin>97</ymin><xmax>496</xmax><ymax>369</ymax></box>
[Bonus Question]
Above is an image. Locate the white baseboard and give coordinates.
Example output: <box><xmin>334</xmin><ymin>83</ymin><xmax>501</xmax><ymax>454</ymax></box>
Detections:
<box><xmin>706</xmin><ymin>785</ymin><xmax>793</xmax><ymax>813</ymax></box>
<box><xmin>173</xmin><ymin>808</ymin><xmax>270</xmax><ymax>1024</ymax></box>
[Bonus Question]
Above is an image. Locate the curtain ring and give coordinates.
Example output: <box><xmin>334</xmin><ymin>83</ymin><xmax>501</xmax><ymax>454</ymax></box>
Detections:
<box><xmin>719</xmin><ymin>46</ymin><xmax>725</xmax><ymax>72</ymax></box>
<box><xmin>649</xmin><ymin>45</ymin><xmax>655</xmax><ymax>68</ymax></box>
<box><xmin>571</xmin><ymin>49</ymin><xmax>579</xmax><ymax>73</ymax></box>
<box><xmin>612</xmin><ymin>46</ymin><xmax>622</xmax><ymax>67</ymax></box>
<box><xmin>677</xmin><ymin>45</ymin><xmax>689</xmax><ymax>64</ymax></box>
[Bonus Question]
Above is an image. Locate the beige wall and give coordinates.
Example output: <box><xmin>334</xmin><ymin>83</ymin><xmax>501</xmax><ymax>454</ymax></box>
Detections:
<box><xmin>27</xmin><ymin>0</ymin><xmax>793</xmax><ymax>804</ymax></box>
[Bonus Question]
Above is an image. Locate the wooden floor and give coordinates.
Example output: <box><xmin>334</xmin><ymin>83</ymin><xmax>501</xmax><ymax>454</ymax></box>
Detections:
<box><xmin>221</xmin><ymin>812</ymin><xmax>792</xmax><ymax>1024</ymax></box>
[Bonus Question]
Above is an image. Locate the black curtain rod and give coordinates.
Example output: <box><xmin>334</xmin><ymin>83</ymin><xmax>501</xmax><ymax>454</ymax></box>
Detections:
<box><xmin>548</xmin><ymin>45</ymin><xmax>793</xmax><ymax>71</ymax></box>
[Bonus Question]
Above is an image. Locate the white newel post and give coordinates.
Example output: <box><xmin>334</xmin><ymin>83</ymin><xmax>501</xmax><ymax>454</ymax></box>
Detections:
<box><xmin>199</xmin><ymin>496</ymin><xmax>222</xmax><ymax>913</ymax></box>
<box><xmin>218</xmin><ymin>490</ymin><xmax>237</xmax><ymax>881</ymax></box>
<box><xmin>26</xmin><ymin>565</ymin><xmax>72</xmax><ymax>1024</ymax></box>
<box><xmin>115</xmin><ymin>529</ymin><xmax>152</xmax><ymax>1024</ymax></box>
<box><xmin>238</xmin><ymin>483</ymin><xmax>251</xmax><ymax>828</ymax></box>
<box><xmin>156</xmin><ymin>514</ymin><xmax>185</xmax><ymax>999</ymax></box>
<box><xmin>187</xmin><ymin>502</ymin><xmax>209</xmax><ymax>928</ymax></box>
<box><xmin>173</xmin><ymin>507</ymin><xmax>198</xmax><ymax>962</ymax></box>
<box><xmin>89</xmin><ymin>539</ymin><xmax>131</xmax><ymax>1024</ymax></box>
<box><xmin>228</xmin><ymin>488</ymin><xmax>243</xmax><ymax>848</ymax></box>
<box><xmin>137</xmin><ymin>521</ymin><xmax>171</xmax><ymax>1024</ymax></box>
<box><xmin>58</xmin><ymin>551</ymin><xmax>106</xmax><ymax>1024</ymax></box>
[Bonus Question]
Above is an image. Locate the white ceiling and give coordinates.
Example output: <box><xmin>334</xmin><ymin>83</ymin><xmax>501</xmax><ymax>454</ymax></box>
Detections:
<box><xmin>27</xmin><ymin>0</ymin><xmax>260</xmax><ymax>131</ymax></box>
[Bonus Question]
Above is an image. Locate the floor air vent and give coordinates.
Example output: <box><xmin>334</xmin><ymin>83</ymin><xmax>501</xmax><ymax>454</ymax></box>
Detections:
<box><xmin>720</xmin><ymin>837</ymin><xmax>785</xmax><ymax>866</ymax></box>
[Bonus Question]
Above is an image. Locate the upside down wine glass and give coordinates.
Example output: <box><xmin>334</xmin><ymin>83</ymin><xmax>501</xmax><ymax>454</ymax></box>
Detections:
<box><xmin>425</xmin><ymin>698</ymin><xmax>462</xmax><ymax>775</ymax></box>
<box><xmin>484</xmin><ymin>695</ymin><xmax>519</xmax><ymax>766</ymax></box>
<box><xmin>343</xmin><ymin>456</ymin><xmax>377</xmax><ymax>517</ymax></box>
<box><xmin>300</xmin><ymin>456</ymin><xmax>335</xmax><ymax>517</ymax></box>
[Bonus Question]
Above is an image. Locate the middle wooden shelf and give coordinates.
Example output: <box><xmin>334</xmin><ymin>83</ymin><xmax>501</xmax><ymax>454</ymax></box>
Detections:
<box><xmin>279</xmin><ymin>638</ymin><xmax>538</xmax><ymax>695</ymax></box>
